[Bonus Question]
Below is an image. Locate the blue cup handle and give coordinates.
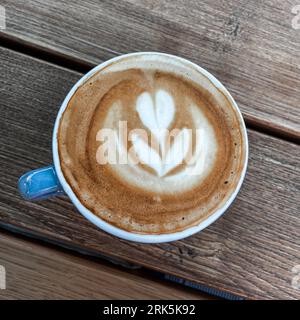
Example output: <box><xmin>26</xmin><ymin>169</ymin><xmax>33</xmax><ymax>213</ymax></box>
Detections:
<box><xmin>18</xmin><ymin>165</ymin><xmax>65</xmax><ymax>200</ymax></box>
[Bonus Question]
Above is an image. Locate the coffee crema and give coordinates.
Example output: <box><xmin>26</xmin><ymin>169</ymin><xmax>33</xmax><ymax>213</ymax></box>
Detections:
<box><xmin>58</xmin><ymin>53</ymin><xmax>247</xmax><ymax>234</ymax></box>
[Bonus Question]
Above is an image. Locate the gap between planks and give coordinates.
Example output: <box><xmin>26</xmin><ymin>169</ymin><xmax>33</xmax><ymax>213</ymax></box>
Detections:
<box><xmin>0</xmin><ymin>229</ymin><xmax>214</xmax><ymax>300</ymax></box>
<box><xmin>0</xmin><ymin>34</ymin><xmax>299</xmax><ymax>145</ymax></box>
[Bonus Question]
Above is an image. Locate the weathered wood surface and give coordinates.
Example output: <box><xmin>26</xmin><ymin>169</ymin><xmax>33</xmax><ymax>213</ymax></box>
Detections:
<box><xmin>0</xmin><ymin>231</ymin><xmax>211</xmax><ymax>299</ymax></box>
<box><xmin>1</xmin><ymin>0</ymin><xmax>300</xmax><ymax>140</ymax></box>
<box><xmin>0</xmin><ymin>47</ymin><xmax>299</xmax><ymax>299</ymax></box>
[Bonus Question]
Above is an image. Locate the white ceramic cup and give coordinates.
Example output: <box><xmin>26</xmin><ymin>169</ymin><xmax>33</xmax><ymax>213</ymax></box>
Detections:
<box><xmin>18</xmin><ymin>52</ymin><xmax>248</xmax><ymax>243</ymax></box>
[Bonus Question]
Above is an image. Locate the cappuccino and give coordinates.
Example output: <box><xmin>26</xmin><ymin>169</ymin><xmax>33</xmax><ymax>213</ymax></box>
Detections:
<box><xmin>58</xmin><ymin>53</ymin><xmax>247</xmax><ymax>234</ymax></box>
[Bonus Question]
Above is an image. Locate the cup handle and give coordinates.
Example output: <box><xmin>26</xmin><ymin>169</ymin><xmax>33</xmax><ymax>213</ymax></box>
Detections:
<box><xmin>18</xmin><ymin>165</ymin><xmax>65</xmax><ymax>200</ymax></box>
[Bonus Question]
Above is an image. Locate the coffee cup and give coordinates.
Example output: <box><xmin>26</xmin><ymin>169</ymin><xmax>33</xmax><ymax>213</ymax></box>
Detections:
<box><xmin>18</xmin><ymin>52</ymin><xmax>248</xmax><ymax>243</ymax></box>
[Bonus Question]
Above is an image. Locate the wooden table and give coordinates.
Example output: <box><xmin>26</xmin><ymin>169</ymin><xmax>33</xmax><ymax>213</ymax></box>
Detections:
<box><xmin>0</xmin><ymin>230</ymin><xmax>212</xmax><ymax>299</ymax></box>
<box><xmin>0</xmin><ymin>0</ymin><xmax>299</xmax><ymax>300</ymax></box>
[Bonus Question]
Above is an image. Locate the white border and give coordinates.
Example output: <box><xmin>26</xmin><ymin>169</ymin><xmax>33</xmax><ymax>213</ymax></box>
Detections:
<box><xmin>53</xmin><ymin>52</ymin><xmax>248</xmax><ymax>243</ymax></box>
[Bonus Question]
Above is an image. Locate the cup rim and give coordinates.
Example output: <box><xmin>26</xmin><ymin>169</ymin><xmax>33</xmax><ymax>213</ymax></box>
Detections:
<box><xmin>52</xmin><ymin>52</ymin><xmax>248</xmax><ymax>243</ymax></box>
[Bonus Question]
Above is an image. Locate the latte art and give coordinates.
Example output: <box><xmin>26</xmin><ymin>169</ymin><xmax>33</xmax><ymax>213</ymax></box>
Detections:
<box><xmin>58</xmin><ymin>53</ymin><xmax>247</xmax><ymax>234</ymax></box>
<box><xmin>133</xmin><ymin>89</ymin><xmax>184</xmax><ymax>177</ymax></box>
<box><xmin>96</xmin><ymin>86</ymin><xmax>216</xmax><ymax>194</ymax></box>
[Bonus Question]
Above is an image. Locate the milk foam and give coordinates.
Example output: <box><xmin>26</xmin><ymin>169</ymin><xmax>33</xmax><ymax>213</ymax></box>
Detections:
<box><xmin>101</xmin><ymin>87</ymin><xmax>217</xmax><ymax>194</ymax></box>
<box><xmin>58</xmin><ymin>53</ymin><xmax>246</xmax><ymax>234</ymax></box>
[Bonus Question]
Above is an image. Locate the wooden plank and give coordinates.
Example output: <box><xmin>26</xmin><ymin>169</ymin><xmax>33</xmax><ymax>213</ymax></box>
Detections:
<box><xmin>0</xmin><ymin>231</ymin><xmax>211</xmax><ymax>299</ymax></box>
<box><xmin>1</xmin><ymin>0</ymin><xmax>300</xmax><ymax>140</ymax></box>
<box><xmin>0</xmin><ymin>47</ymin><xmax>299</xmax><ymax>300</ymax></box>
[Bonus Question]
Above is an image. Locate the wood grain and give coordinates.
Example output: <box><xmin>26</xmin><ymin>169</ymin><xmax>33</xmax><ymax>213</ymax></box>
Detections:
<box><xmin>0</xmin><ymin>231</ymin><xmax>211</xmax><ymax>299</ymax></box>
<box><xmin>1</xmin><ymin>0</ymin><xmax>300</xmax><ymax>140</ymax></box>
<box><xmin>0</xmin><ymin>47</ymin><xmax>300</xmax><ymax>300</ymax></box>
